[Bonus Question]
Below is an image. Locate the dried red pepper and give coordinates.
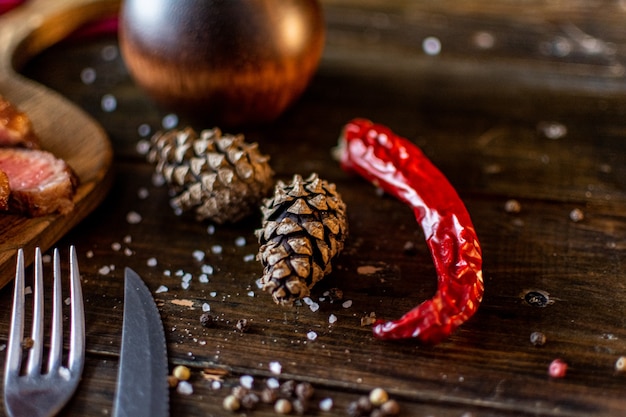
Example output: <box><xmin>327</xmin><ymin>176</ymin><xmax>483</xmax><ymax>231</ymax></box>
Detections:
<box><xmin>337</xmin><ymin>118</ymin><xmax>484</xmax><ymax>344</ymax></box>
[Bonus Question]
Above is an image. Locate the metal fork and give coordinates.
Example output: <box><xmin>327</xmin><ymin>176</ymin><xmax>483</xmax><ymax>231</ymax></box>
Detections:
<box><xmin>3</xmin><ymin>246</ymin><xmax>85</xmax><ymax>417</ymax></box>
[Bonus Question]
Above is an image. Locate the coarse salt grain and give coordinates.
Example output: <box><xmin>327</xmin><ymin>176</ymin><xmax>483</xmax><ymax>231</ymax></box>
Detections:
<box><xmin>240</xmin><ymin>375</ymin><xmax>254</xmax><ymax>389</ymax></box>
<box><xmin>152</xmin><ymin>173</ymin><xmax>165</xmax><ymax>187</ymax></box>
<box><xmin>247</xmin><ymin>291</ymin><xmax>255</xmax><ymax>297</ymax></box>
<box><xmin>123</xmin><ymin>248</ymin><xmax>133</xmax><ymax>256</ymax></box>
<box><xmin>504</xmin><ymin>199</ymin><xmax>522</xmax><ymax>213</ymax></box>
<box><xmin>137</xmin><ymin>123</ymin><xmax>151</xmax><ymax>137</ymax></box>
<box><xmin>538</xmin><ymin>121</ymin><xmax>567</xmax><ymax>139</ymax></box>
<box><xmin>193</xmin><ymin>250</ymin><xmax>205</xmax><ymax>261</ymax></box>
<box><xmin>342</xmin><ymin>300</ymin><xmax>353</xmax><ymax>308</ymax></box>
<box><xmin>101</xmin><ymin>94</ymin><xmax>117</xmax><ymax>112</ymax></box>
<box><xmin>199</xmin><ymin>274</ymin><xmax>209</xmax><ymax>283</ymax></box>
<box><xmin>135</xmin><ymin>140</ymin><xmax>150</xmax><ymax>155</ymax></box>
<box><xmin>269</xmin><ymin>361</ymin><xmax>282</xmax><ymax>375</ymax></box>
<box><xmin>126</xmin><ymin>211</ymin><xmax>142</xmax><ymax>224</ymax></box>
<box><xmin>309</xmin><ymin>302</ymin><xmax>320</xmax><ymax>312</ymax></box>
<box><xmin>202</xmin><ymin>303</ymin><xmax>211</xmax><ymax>312</ymax></box>
<box><xmin>329</xmin><ymin>314</ymin><xmax>338</xmax><ymax>324</ymax></box>
<box><xmin>211</xmin><ymin>380</ymin><xmax>222</xmax><ymax>389</ymax></box>
<box><xmin>211</xmin><ymin>245</ymin><xmax>223</xmax><ymax>254</ymax></box>
<box><xmin>243</xmin><ymin>254</ymin><xmax>255</xmax><ymax>262</ymax></box>
<box><xmin>319</xmin><ymin>397</ymin><xmax>333</xmax><ymax>411</ymax></box>
<box><xmin>422</xmin><ymin>36</ymin><xmax>442</xmax><ymax>55</ymax></box>
<box><xmin>80</xmin><ymin>67</ymin><xmax>96</xmax><ymax>84</ymax></box>
<box><xmin>207</xmin><ymin>224</ymin><xmax>216</xmax><ymax>235</ymax></box>
<box><xmin>177</xmin><ymin>381</ymin><xmax>193</xmax><ymax>395</ymax></box>
<box><xmin>569</xmin><ymin>208</ymin><xmax>584</xmax><ymax>222</ymax></box>
<box><xmin>161</xmin><ymin>113</ymin><xmax>179</xmax><ymax>129</ymax></box>
<box><xmin>201</xmin><ymin>264</ymin><xmax>214</xmax><ymax>275</ymax></box>
<box><xmin>101</xmin><ymin>44</ymin><xmax>118</xmax><ymax>60</ymax></box>
<box><xmin>267</xmin><ymin>377</ymin><xmax>280</xmax><ymax>389</ymax></box>
<box><xmin>155</xmin><ymin>285</ymin><xmax>168</xmax><ymax>293</ymax></box>
<box><xmin>98</xmin><ymin>265</ymin><xmax>111</xmax><ymax>275</ymax></box>
<box><xmin>147</xmin><ymin>257</ymin><xmax>158</xmax><ymax>267</ymax></box>
<box><xmin>58</xmin><ymin>367</ymin><xmax>71</xmax><ymax>381</ymax></box>
<box><xmin>86</xmin><ymin>250</ymin><xmax>94</xmax><ymax>258</ymax></box>
<box><xmin>307</xmin><ymin>331</ymin><xmax>318</xmax><ymax>341</ymax></box>
<box><xmin>181</xmin><ymin>281</ymin><xmax>190</xmax><ymax>290</ymax></box>
<box><xmin>137</xmin><ymin>187</ymin><xmax>149</xmax><ymax>199</ymax></box>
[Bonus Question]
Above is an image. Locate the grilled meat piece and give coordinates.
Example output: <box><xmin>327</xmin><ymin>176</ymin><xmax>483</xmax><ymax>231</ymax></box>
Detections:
<box><xmin>0</xmin><ymin>95</ymin><xmax>40</xmax><ymax>149</ymax></box>
<box><xmin>0</xmin><ymin>147</ymin><xmax>78</xmax><ymax>216</ymax></box>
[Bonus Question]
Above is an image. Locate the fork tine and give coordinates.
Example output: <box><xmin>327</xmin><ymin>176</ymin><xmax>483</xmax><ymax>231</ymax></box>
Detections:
<box><xmin>4</xmin><ymin>248</ymin><xmax>26</xmax><ymax>378</ymax></box>
<box><xmin>68</xmin><ymin>245</ymin><xmax>85</xmax><ymax>374</ymax></box>
<box><xmin>47</xmin><ymin>248</ymin><xmax>63</xmax><ymax>373</ymax></box>
<box><xmin>26</xmin><ymin>247</ymin><xmax>44</xmax><ymax>376</ymax></box>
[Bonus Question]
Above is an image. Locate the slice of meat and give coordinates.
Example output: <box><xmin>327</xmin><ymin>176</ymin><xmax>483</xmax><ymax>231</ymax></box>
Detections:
<box><xmin>0</xmin><ymin>148</ymin><xmax>78</xmax><ymax>216</ymax></box>
<box><xmin>0</xmin><ymin>170</ymin><xmax>9</xmax><ymax>210</ymax></box>
<box><xmin>0</xmin><ymin>95</ymin><xmax>40</xmax><ymax>149</ymax></box>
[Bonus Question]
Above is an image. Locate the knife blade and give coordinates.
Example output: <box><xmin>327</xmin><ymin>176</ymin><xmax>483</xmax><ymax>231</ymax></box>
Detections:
<box><xmin>113</xmin><ymin>268</ymin><xmax>169</xmax><ymax>417</ymax></box>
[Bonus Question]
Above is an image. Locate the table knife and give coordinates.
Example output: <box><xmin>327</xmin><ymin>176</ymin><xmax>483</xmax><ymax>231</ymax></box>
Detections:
<box><xmin>113</xmin><ymin>268</ymin><xmax>169</xmax><ymax>417</ymax></box>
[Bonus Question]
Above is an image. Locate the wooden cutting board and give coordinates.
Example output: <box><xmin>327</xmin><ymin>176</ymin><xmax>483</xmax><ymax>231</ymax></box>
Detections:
<box><xmin>0</xmin><ymin>0</ymin><xmax>119</xmax><ymax>288</ymax></box>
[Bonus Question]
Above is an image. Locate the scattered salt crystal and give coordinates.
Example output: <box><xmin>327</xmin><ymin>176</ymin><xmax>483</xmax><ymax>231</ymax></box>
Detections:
<box><xmin>309</xmin><ymin>302</ymin><xmax>320</xmax><ymax>312</ymax></box>
<box><xmin>137</xmin><ymin>123</ymin><xmax>151</xmax><ymax>137</ymax></box>
<box><xmin>201</xmin><ymin>264</ymin><xmax>214</xmax><ymax>275</ymax></box>
<box><xmin>177</xmin><ymin>381</ymin><xmax>193</xmax><ymax>395</ymax></box>
<box><xmin>123</xmin><ymin>235</ymin><xmax>132</xmax><ymax>244</ymax></box>
<box><xmin>181</xmin><ymin>281</ymin><xmax>190</xmax><ymax>290</ymax></box>
<box><xmin>255</xmin><ymin>279</ymin><xmax>263</xmax><ymax>289</ymax></box>
<box><xmin>569</xmin><ymin>208</ymin><xmax>584</xmax><ymax>222</ymax></box>
<box><xmin>247</xmin><ymin>291</ymin><xmax>255</xmax><ymax>297</ymax></box>
<box><xmin>161</xmin><ymin>113</ymin><xmax>179</xmax><ymax>129</ymax></box>
<box><xmin>422</xmin><ymin>36</ymin><xmax>442</xmax><ymax>55</ymax></box>
<box><xmin>538</xmin><ymin>121</ymin><xmax>567</xmax><ymax>139</ymax></box>
<box><xmin>80</xmin><ymin>67</ymin><xmax>96</xmax><ymax>84</ymax></box>
<box><xmin>198</xmin><ymin>274</ymin><xmax>209</xmax><ymax>283</ymax></box>
<box><xmin>269</xmin><ymin>361</ymin><xmax>282</xmax><ymax>375</ymax></box>
<box><xmin>202</xmin><ymin>303</ymin><xmax>211</xmax><ymax>312</ymax></box>
<box><xmin>319</xmin><ymin>398</ymin><xmax>333</xmax><ymax>411</ymax></box>
<box><xmin>24</xmin><ymin>286</ymin><xmax>32</xmax><ymax>295</ymax></box>
<box><xmin>504</xmin><ymin>199</ymin><xmax>522</xmax><ymax>213</ymax></box>
<box><xmin>101</xmin><ymin>44</ymin><xmax>118</xmax><ymax>60</ymax></box>
<box><xmin>155</xmin><ymin>285</ymin><xmax>168</xmax><ymax>293</ymax></box>
<box><xmin>207</xmin><ymin>225</ymin><xmax>216</xmax><ymax>235</ymax></box>
<box><xmin>101</xmin><ymin>94</ymin><xmax>117</xmax><ymax>112</ymax></box>
<box><xmin>209</xmin><ymin>291</ymin><xmax>217</xmax><ymax>297</ymax></box>
<box><xmin>211</xmin><ymin>245</ymin><xmax>223</xmax><ymax>254</ymax></box>
<box><xmin>211</xmin><ymin>380</ymin><xmax>222</xmax><ymax>390</ymax></box>
<box><xmin>342</xmin><ymin>300</ymin><xmax>353</xmax><ymax>308</ymax></box>
<box><xmin>123</xmin><ymin>248</ymin><xmax>133</xmax><ymax>256</ymax></box>
<box><xmin>329</xmin><ymin>314</ymin><xmax>338</xmax><ymax>324</ymax></box>
<box><xmin>473</xmin><ymin>31</ymin><xmax>495</xmax><ymax>49</ymax></box>
<box><xmin>240</xmin><ymin>375</ymin><xmax>254</xmax><ymax>389</ymax></box>
<box><xmin>234</xmin><ymin>236</ymin><xmax>246</xmax><ymax>247</ymax></box>
<box><xmin>303</xmin><ymin>297</ymin><xmax>313</xmax><ymax>305</ymax></box>
<box><xmin>175</xmin><ymin>269</ymin><xmax>185</xmax><ymax>277</ymax></box>
<box><xmin>99</xmin><ymin>265</ymin><xmax>111</xmax><ymax>275</ymax></box>
<box><xmin>307</xmin><ymin>331</ymin><xmax>318</xmax><ymax>341</ymax></box>
<box><xmin>193</xmin><ymin>250</ymin><xmax>205</xmax><ymax>261</ymax></box>
<box><xmin>147</xmin><ymin>257</ymin><xmax>158</xmax><ymax>267</ymax></box>
<box><xmin>86</xmin><ymin>250</ymin><xmax>94</xmax><ymax>258</ymax></box>
<box><xmin>267</xmin><ymin>378</ymin><xmax>280</xmax><ymax>389</ymax></box>
<box><xmin>163</xmin><ymin>269</ymin><xmax>171</xmax><ymax>276</ymax></box>
<box><xmin>243</xmin><ymin>254</ymin><xmax>255</xmax><ymax>262</ymax></box>
<box><xmin>152</xmin><ymin>173</ymin><xmax>165</xmax><ymax>187</ymax></box>
<box><xmin>64</xmin><ymin>297</ymin><xmax>71</xmax><ymax>305</ymax></box>
<box><xmin>126</xmin><ymin>211</ymin><xmax>142</xmax><ymax>224</ymax></box>
<box><xmin>182</xmin><ymin>273</ymin><xmax>193</xmax><ymax>283</ymax></box>
<box><xmin>135</xmin><ymin>140</ymin><xmax>150</xmax><ymax>155</ymax></box>
<box><xmin>58</xmin><ymin>367</ymin><xmax>71</xmax><ymax>381</ymax></box>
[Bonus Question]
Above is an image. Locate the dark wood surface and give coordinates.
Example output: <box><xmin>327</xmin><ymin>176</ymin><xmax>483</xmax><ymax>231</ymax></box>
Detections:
<box><xmin>2</xmin><ymin>1</ymin><xmax>626</xmax><ymax>416</ymax></box>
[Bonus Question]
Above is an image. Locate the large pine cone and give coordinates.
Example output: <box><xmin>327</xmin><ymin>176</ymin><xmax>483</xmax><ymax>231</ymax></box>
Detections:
<box><xmin>147</xmin><ymin>127</ymin><xmax>274</xmax><ymax>223</ymax></box>
<box><xmin>256</xmin><ymin>173</ymin><xmax>348</xmax><ymax>305</ymax></box>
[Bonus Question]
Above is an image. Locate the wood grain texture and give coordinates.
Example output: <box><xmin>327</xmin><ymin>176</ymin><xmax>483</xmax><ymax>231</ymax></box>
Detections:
<box><xmin>0</xmin><ymin>0</ymin><xmax>625</xmax><ymax>416</ymax></box>
<box><xmin>0</xmin><ymin>0</ymin><xmax>117</xmax><ymax>288</ymax></box>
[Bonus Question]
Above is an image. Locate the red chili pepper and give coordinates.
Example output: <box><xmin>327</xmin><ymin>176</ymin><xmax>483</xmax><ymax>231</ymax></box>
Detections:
<box><xmin>337</xmin><ymin>118</ymin><xmax>484</xmax><ymax>344</ymax></box>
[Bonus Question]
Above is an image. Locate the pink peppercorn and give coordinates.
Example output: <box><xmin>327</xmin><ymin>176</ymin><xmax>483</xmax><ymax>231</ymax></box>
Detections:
<box><xmin>548</xmin><ymin>359</ymin><xmax>568</xmax><ymax>378</ymax></box>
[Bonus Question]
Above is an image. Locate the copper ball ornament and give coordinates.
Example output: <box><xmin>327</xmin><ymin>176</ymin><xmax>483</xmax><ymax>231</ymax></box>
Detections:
<box><xmin>118</xmin><ymin>0</ymin><xmax>325</xmax><ymax>126</ymax></box>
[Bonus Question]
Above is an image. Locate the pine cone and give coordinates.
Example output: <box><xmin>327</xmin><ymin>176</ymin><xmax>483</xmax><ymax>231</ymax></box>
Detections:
<box><xmin>256</xmin><ymin>173</ymin><xmax>348</xmax><ymax>305</ymax></box>
<box><xmin>147</xmin><ymin>127</ymin><xmax>274</xmax><ymax>223</ymax></box>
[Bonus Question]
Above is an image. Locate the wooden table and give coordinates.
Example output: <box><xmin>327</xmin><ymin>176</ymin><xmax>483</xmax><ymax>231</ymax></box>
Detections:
<box><xmin>2</xmin><ymin>1</ymin><xmax>626</xmax><ymax>415</ymax></box>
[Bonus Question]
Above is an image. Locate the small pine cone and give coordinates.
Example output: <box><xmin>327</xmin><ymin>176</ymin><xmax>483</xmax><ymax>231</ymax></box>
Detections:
<box><xmin>147</xmin><ymin>127</ymin><xmax>274</xmax><ymax>223</ymax></box>
<box><xmin>256</xmin><ymin>173</ymin><xmax>348</xmax><ymax>305</ymax></box>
